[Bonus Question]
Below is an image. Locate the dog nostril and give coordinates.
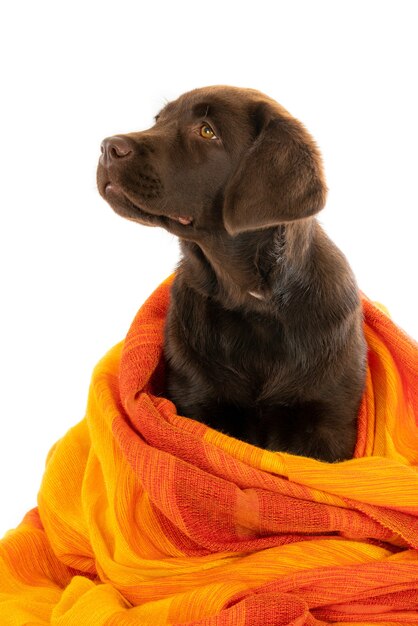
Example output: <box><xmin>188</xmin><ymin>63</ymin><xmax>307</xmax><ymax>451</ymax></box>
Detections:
<box><xmin>111</xmin><ymin>140</ymin><xmax>132</xmax><ymax>158</ymax></box>
<box><xmin>100</xmin><ymin>136</ymin><xmax>133</xmax><ymax>163</ymax></box>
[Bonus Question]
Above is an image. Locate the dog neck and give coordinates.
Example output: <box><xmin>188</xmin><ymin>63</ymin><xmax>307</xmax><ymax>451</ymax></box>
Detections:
<box><xmin>179</xmin><ymin>219</ymin><xmax>317</xmax><ymax>309</ymax></box>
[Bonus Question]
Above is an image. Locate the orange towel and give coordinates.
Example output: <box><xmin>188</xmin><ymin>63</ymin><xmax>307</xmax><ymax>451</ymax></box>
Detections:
<box><xmin>1</xmin><ymin>275</ymin><xmax>417</xmax><ymax>625</ymax></box>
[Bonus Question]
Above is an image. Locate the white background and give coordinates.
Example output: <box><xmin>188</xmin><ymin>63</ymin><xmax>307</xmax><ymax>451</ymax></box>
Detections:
<box><xmin>0</xmin><ymin>0</ymin><xmax>416</xmax><ymax>536</ymax></box>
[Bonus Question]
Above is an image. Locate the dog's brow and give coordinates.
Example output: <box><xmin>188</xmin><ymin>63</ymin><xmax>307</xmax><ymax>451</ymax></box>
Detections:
<box><xmin>192</xmin><ymin>103</ymin><xmax>212</xmax><ymax>119</ymax></box>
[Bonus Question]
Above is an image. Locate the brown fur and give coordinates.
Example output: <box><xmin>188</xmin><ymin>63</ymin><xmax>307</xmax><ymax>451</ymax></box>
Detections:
<box><xmin>97</xmin><ymin>86</ymin><xmax>367</xmax><ymax>462</ymax></box>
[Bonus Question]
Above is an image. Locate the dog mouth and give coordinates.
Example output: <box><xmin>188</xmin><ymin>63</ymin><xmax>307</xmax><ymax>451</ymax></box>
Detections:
<box><xmin>171</xmin><ymin>215</ymin><xmax>193</xmax><ymax>225</ymax></box>
<box><xmin>103</xmin><ymin>182</ymin><xmax>193</xmax><ymax>226</ymax></box>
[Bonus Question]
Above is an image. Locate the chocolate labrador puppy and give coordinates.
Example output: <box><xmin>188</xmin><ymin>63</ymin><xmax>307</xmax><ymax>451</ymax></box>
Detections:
<box><xmin>97</xmin><ymin>86</ymin><xmax>367</xmax><ymax>462</ymax></box>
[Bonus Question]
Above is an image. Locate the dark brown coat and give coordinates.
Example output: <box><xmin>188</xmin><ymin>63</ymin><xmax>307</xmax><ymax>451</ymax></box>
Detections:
<box><xmin>97</xmin><ymin>86</ymin><xmax>367</xmax><ymax>462</ymax></box>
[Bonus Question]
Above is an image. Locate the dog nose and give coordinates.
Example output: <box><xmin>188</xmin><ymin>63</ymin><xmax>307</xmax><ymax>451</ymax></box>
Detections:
<box><xmin>100</xmin><ymin>136</ymin><xmax>133</xmax><ymax>166</ymax></box>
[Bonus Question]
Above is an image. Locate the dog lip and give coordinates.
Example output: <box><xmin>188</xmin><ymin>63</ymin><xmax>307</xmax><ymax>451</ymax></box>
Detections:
<box><xmin>170</xmin><ymin>215</ymin><xmax>193</xmax><ymax>225</ymax></box>
<box><xmin>102</xmin><ymin>183</ymin><xmax>193</xmax><ymax>226</ymax></box>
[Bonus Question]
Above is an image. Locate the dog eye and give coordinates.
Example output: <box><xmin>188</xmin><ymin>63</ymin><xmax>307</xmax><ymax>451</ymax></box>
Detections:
<box><xmin>199</xmin><ymin>124</ymin><xmax>217</xmax><ymax>140</ymax></box>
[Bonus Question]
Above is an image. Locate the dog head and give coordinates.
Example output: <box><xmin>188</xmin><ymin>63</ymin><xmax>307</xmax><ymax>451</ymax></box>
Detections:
<box><xmin>97</xmin><ymin>86</ymin><xmax>327</xmax><ymax>239</ymax></box>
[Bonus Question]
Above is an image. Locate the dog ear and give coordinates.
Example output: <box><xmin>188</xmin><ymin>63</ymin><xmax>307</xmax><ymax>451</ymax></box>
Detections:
<box><xmin>223</xmin><ymin>103</ymin><xmax>327</xmax><ymax>235</ymax></box>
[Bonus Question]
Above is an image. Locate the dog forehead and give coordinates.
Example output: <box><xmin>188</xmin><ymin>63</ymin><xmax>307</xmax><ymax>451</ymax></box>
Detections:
<box><xmin>191</xmin><ymin>86</ymin><xmax>265</xmax><ymax>112</ymax></box>
<box><xmin>162</xmin><ymin>87</ymin><xmax>292</xmax><ymax>130</ymax></box>
<box><xmin>160</xmin><ymin>86</ymin><xmax>267</xmax><ymax>121</ymax></box>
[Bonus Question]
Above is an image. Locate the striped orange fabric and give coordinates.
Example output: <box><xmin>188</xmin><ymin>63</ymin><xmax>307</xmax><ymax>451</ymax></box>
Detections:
<box><xmin>1</xmin><ymin>275</ymin><xmax>417</xmax><ymax>625</ymax></box>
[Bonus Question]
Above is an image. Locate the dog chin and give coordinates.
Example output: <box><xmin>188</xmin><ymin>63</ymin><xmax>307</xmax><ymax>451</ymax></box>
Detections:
<box><xmin>103</xmin><ymin>183</ymin><xmax>195</xmax><ymax>232</ymax></box>
<box><xmin>101</xmin><ymin>183</ymin><xmax>159</xmax><ymax>224</ymax></box>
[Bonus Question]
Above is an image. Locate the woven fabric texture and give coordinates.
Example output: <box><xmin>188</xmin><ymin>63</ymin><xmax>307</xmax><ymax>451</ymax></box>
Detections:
<box><xmin>1</xmin><ymin>275</ymin><xmax>417</xmax><ymax>625</ymax></box>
